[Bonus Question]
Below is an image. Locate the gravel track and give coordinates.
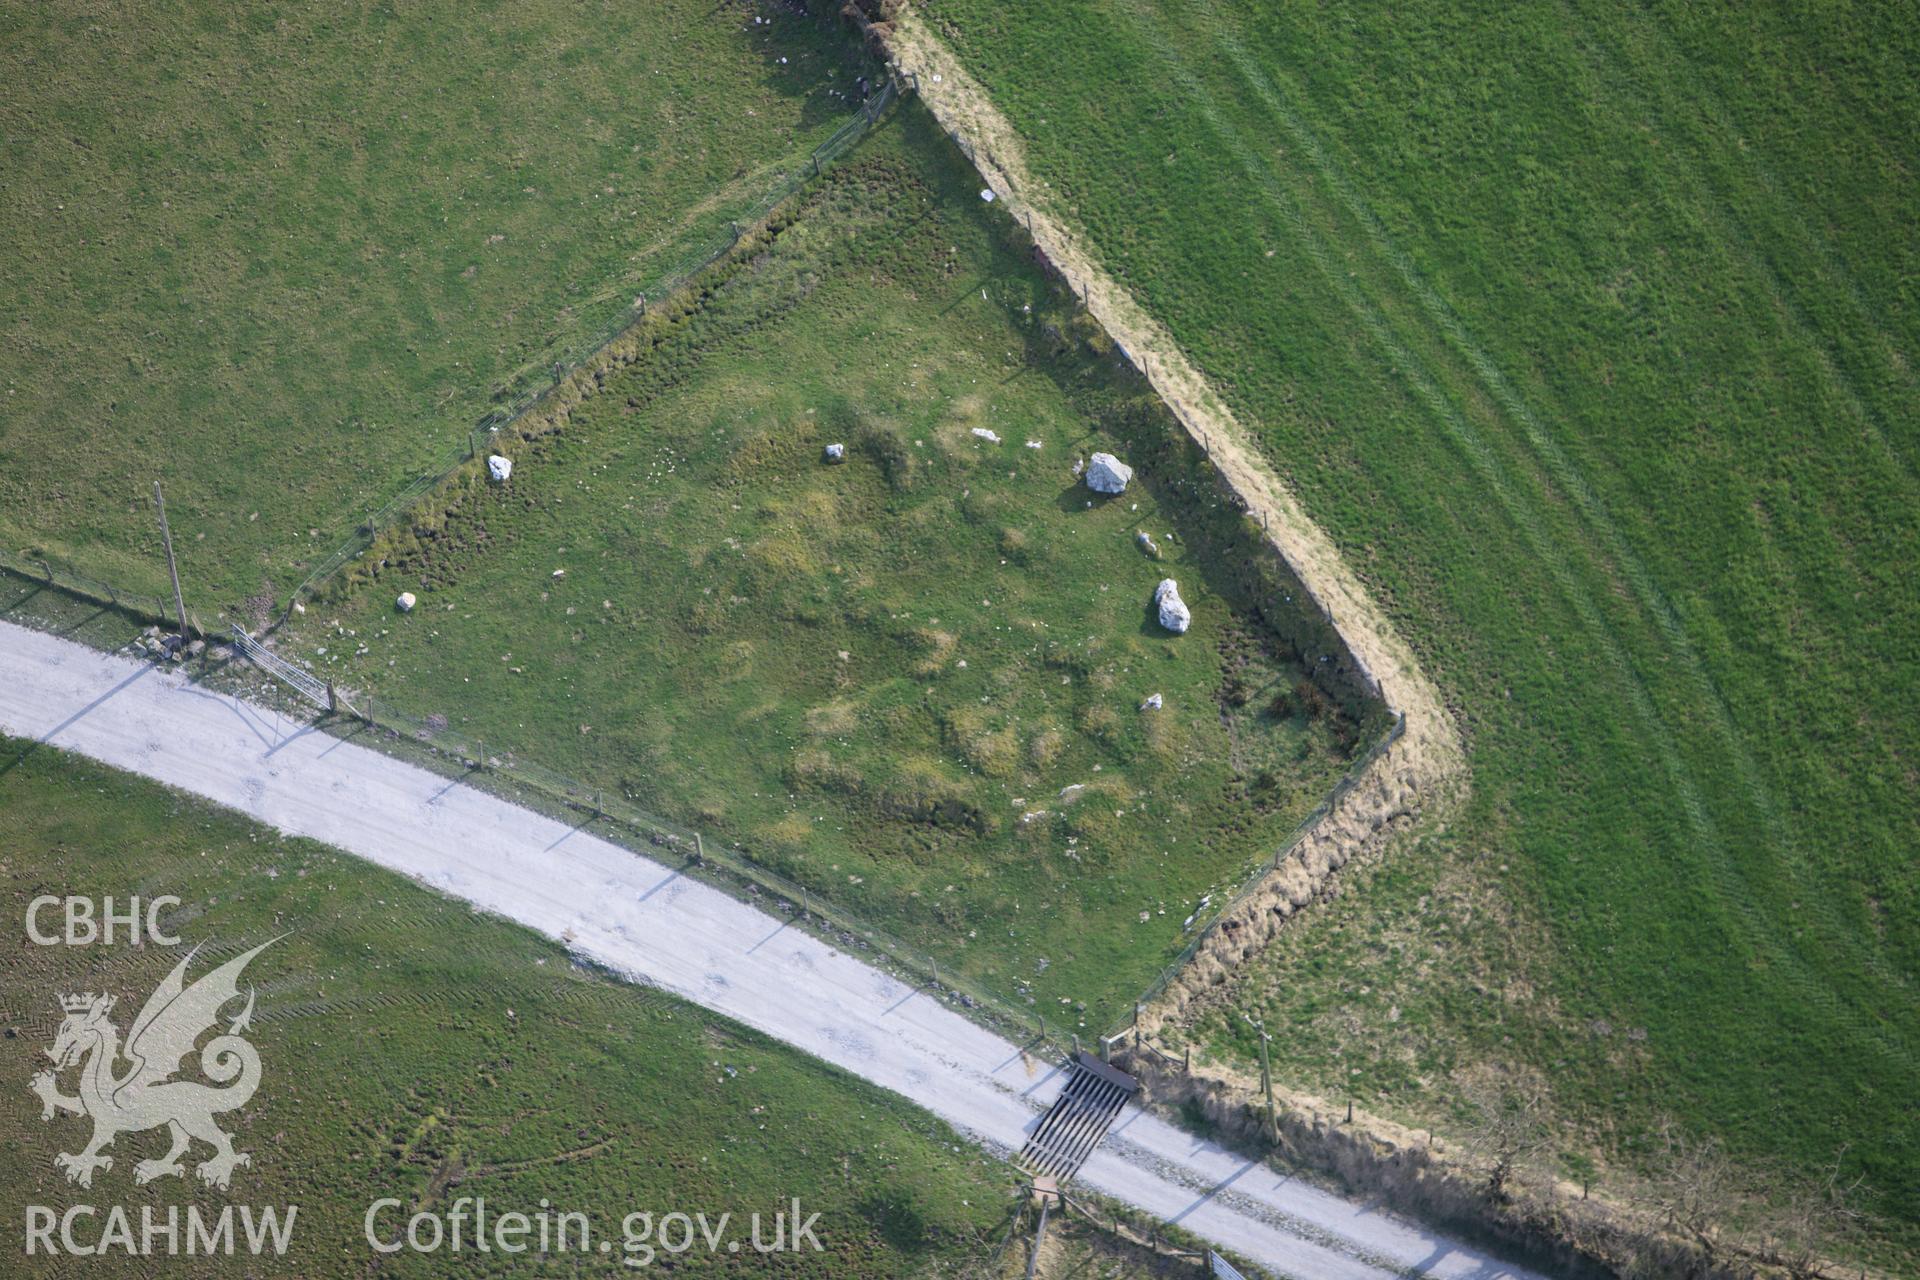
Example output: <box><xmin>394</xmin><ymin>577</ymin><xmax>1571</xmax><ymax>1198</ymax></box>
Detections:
<box><xmin>0</xmin><ymin>619</ymin><xmax>1539</xmax><ymax>1280</ymax></box>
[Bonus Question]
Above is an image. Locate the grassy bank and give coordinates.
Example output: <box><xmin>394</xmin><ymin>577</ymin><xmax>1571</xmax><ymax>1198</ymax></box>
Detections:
<box><xmin>922</xmin><ymin>0</ymin><xmax>1920</xmax><ymax>1257</ymax></box>
<box><xmin>0</xmin><ymin>733</ymin><xmax>1017</xmax><ymax>1276</ymax></box>
<box><xmin>281</xmin><ymin>105</ymin><xmax>1362</xmax><ymax>1026</ymax></box>
<box><xmin>0</xmin><ymin>0</ymin><xmax>875</xmax><ymax>604</ymax></box>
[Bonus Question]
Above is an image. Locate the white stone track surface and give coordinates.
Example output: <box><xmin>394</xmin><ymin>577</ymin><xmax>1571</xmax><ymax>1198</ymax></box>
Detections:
<box><xmin>0</xmin><ymin>619</ymin><xmax>1543</xmax><ymax>1280</ymax></box>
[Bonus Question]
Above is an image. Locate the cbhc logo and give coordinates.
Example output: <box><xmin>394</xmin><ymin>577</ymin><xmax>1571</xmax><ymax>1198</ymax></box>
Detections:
<box><xmin>26</xmin><ymin>897</ymin><xmax>183</xmax><ymax>947</ymax></box>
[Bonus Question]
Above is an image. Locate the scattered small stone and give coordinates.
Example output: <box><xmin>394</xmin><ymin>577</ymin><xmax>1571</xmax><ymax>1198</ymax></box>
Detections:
<box><xmin>1085</xmin><ymin>452</ymin><xmax>1133</xmax><ymax>494</ymax></box>
<box><xmin>487</xmin><ymin>454</ymin><xmax>513</xmax><ymax>482</ymax></box>
<box><xmin>396</xmin><ymin>592</ymin><xmax>417</xmax><ymax>613</ymax></box>
<box><xmin>1136</xmin><ymin>530</ymin><xmax>1159</xmax><ymax>557</ymax></box>
<box><xmin>970</xmin><ymin>427</ymin><xmax>1001</xmax><ymax>444</ymax></box>
<box><xmin>1025</xmin><ymin>439</ymin><xmax>1043</xmax><ymax>449</ymax></box>
<box><xmin>551</xmin><ymin>569</ymin><xmax>566</xmax><ymax>579</ymax></box>
<box><xmin>1154</xmin><ymin>578</ymin><xmax>1191</xmax><ymax>634</ymax></box>
<box><xmin>186</xmin><ymin>639</ymin><xmax>206</xmax><ymax>658</ymax></box>
<box><xmin>979</xmin><ymin>188</ymin><xmax>996</xmax><ymax>203</ymax></box>
<box><xmin>824</xmin><ymin>442</ymin><xmax>846</xmax><ymax>463</ymax></box>
<box><xmin>1141</xmin><ymin>693</ymin><xmax>1163</xmax><ymax>711</ymax></box>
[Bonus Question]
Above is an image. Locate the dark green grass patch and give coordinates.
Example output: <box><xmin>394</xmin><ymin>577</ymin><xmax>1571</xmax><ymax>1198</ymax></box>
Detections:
<box><xmin>0</xmin><ymin>0</ymin><xmax>875</xmax><ymax>604</ymax></box>
<box><xmin>0</xmin><ymin>735</ymin><xmax>1012</xmax><ymax>1276</ymax></box>
<box><xmin>283</xmin><ymin>107</ymin><xmax>1359</xmax><ymax>1026</ymax></box>
<box><xmin>925</xmin><ymin>0</ymin><xmax>1920</xmax><ymax>1256</ymax></box>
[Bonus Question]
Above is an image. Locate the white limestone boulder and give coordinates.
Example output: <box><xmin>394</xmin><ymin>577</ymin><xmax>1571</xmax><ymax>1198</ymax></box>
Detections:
<box><xmin>487</xmin><ymin>454</ymin><xmax>513</xmax><ymax>482</ymax></box>
<box><xmin>1154</xmin><ymin>578</ymin><xmax>1190</xmax><ymax>634</ymax></box>
<box><xmin>1086</xmin><ymin>452</ymin><xmax>1133</xmax><ymax>494</ymax></box>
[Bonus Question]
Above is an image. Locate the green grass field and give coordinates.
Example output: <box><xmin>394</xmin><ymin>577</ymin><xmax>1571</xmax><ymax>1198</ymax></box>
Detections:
<box><xmin>0</xmin><ymin>0</ymin><xmax>875</xmax><ymax>605</ymax></box>
<box><xmin>280</xmin><ymin>106</ymin><xmax>1362</xmax><ymax>1027</ymax></box>
<box><xmin>923</xmin><ymin>0</ymin><xmax>1920</xmax><ymax>1254</ymax></box>
<box><xmin>0</xmin><ymin>733</ymin><xmax>1020</xmax><ymax>1276</ymax></box>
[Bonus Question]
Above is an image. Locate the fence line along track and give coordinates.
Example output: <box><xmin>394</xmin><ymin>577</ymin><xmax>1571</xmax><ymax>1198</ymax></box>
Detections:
<box><xmin>225</xmin><ymin>618</ymin><xmax>1402</xmax><ymax>1081</ymax></box>
<box><xmin>226</xmin><ymin>616</ymin><xmax>1081</xmax><ymax>1059</ymax></box>
<box><xmin>9</xmin><ymin>52</ymin><xmax>1417</xmax><ymax>1090</ymax></box>
<box><xmin>8</xmin><ymin>61</ymin><xmax>1404</xmax><ymax>1073</ymax></box>
<box><xmin>0</xmin><ymin>546</ymin><xmax>209</xmax><ymax>637</ymax></box>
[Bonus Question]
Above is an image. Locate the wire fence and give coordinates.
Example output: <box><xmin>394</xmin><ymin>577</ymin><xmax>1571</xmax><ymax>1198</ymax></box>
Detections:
<box><xmin>0</xmin><ymin>545</ymin><xmax>210</xmax><ymax>637</ymax></box>
<box><xmin>224</xmin><ymin>610</ymin><xmax>1404</xmax><ymax>1066</ymax></box>
<box><xmin>282</xmin><ymin>80</ymin><xmax>897</xmax><ymax>619</ymax></box>
<box><xmin>228</xmin><ymin>625</ymin><xmax>1071</xmax><ymax>1053</ymax></box>
<box><xmin>1103</xmin><ymin>709</ymin><xmax>1406</xmax><ymax>1045</ymax></box>
<box><xmin>995</xmin><ymin>1184</ymin><xmax>1233</xmax><ymax>1276</ymax></box>
<box><xmin>5</xmin><ymin>64</ymin><xmax>1403</xmax><ymax>1075</ymax></box>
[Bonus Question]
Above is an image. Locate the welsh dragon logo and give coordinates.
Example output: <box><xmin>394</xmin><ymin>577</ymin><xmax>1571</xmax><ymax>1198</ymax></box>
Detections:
<box><xmin>30</xmin><ymin>940</ymin><xmax>276</xmax><ymax>1190</ymax></box>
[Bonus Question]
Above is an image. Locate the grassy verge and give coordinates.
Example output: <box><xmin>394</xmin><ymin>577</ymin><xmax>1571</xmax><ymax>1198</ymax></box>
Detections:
<box><xmin>0</xmin><ymin>0</ymin><xmax>876</xmax><ymax>605</ymax></box>
<box><xmin>0</xmin><ymin>733</ymin><xmax>1020</xmax><ymax>1276</ymax></box>
<box><xmin>921</xmin><ymin>0</ymin><xmax>1920</xmax><ymax>1258</ymax></box>
<box><xmin>279</xmin><ymin>104</ymin><xmax>1363</xmax><ymax>1027</ymax></box>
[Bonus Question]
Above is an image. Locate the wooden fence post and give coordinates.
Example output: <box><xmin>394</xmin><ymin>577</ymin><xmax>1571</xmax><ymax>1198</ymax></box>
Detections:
<box><xmin>153</xmin><ymin>482</ymin><xmax>191</xmax><ymax>639</ymax></box>
<box><xmin>1259</xmin><ymin>1027</ymin><xmax>1277</xmax><ymax>1142</ymax></box>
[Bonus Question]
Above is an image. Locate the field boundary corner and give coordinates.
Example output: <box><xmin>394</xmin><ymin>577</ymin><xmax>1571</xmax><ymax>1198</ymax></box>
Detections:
<box><xmin>874</xmin><ymin>2</ymin><xmax>1468</xmax><ymax>1034</ymax></box>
